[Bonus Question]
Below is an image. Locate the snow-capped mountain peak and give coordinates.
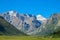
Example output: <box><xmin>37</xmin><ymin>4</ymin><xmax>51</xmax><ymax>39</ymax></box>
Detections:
<box><xmin>36</xmin><ymin>15</ymin><xmax>47</xmax><ymax>23</ymax></box>
<box><xmin>9</xmin><ymin>11</ymin><xmax>17</xmax><ymax>16</ymax></box>
<box><xmin>1</xmin><ymin>11</ymin><xmax>48</xmax><ymax>35</ymax></box>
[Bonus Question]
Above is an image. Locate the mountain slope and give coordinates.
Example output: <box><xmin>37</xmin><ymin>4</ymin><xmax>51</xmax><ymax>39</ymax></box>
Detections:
<box><xmin>35</xmin><ymin>13</ymin><xmax>60</xmax><ymax>36</ymax></box>
<box><xmin>1</xmin><ymin>11</ymin><xmax>43</xmax><ymax>35</ymax></box>
<box><xmin>49</xmin><ymin>13</ymin><xmax>60</xmax><ymax>37</ymax></box>
<box><xmin>45</xmin><ymin>13</ymin><xmax>60</xmax><ymax>37</ymax></box>
<box><xmin>46</xmin><ymin>14</ymin><xmax>60</xmax><ymax>32</ymax></box>
<box><xmin>0</xmin><ymin>16</ymin><xmax>27</xmax><ymax>35</ymax></box>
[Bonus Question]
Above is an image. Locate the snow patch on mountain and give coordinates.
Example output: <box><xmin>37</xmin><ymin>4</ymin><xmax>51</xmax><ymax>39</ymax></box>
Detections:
<box><xmin>36</xmin><ymin>15</ymin><xmax>47</xmax><ymax>23</ymax></box>
<box><xmin>9</xmin><ymin>11</ymin><xmax>17</xmax><ymax>16</ymax></box>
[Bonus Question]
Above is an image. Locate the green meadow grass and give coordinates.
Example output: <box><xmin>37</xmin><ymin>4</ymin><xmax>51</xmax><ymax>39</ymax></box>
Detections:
<box><xmin>0</xmin><ymin>36</ymin><xmax>60</xmax><ymax>40</ymax></box>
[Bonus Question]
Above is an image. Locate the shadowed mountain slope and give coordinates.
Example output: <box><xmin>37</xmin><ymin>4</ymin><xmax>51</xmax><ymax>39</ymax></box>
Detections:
<box><xmin>0</xmin><ymin>16</ymin><xmax>27</xmax><ymax>35</ymax></box>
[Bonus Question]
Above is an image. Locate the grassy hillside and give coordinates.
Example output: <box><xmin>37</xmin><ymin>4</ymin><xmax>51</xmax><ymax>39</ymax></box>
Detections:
<box><xmin>0</xmin><ymin>16</ymin><xmax>27</xmax><ymax>35</ymax></box>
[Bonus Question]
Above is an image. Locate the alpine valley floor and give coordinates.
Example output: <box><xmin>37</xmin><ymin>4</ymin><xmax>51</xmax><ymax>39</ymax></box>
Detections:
<box><xmin>0</xmin><ymin>36</ymin><xmax>60</xmax><ymax>40</ymax></box>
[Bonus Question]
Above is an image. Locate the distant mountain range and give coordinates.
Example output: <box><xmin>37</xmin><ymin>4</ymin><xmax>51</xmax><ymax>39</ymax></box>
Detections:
<box><xmin>0</xmin><ymin>10</ymin><xmax>60</xmax><ymax>36</ymax></box>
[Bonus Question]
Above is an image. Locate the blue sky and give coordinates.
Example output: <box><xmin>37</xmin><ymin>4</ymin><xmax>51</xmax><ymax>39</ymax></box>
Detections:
<box><xmin>0</xmin><ymin>0</ymin><xmax>60</xmax><ymax>18</ymax></box>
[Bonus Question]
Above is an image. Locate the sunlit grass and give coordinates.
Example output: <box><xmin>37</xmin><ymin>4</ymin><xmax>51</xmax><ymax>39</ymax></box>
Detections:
<box><xmin>0</xmin><ymin>36</ymin><xmax>60</xmax><ymax>40</ymax></box>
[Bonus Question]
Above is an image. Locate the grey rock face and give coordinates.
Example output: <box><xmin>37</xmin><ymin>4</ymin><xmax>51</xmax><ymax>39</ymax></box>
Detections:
<box><xmin>2</xmin><ymin>11</ymin><xmax>60</xmax><ymax>36</ymax></box>
<box><xmin>1</xmin><ymin>11</ymin><xmax>44</xmax><ymax>35</ymax></box>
